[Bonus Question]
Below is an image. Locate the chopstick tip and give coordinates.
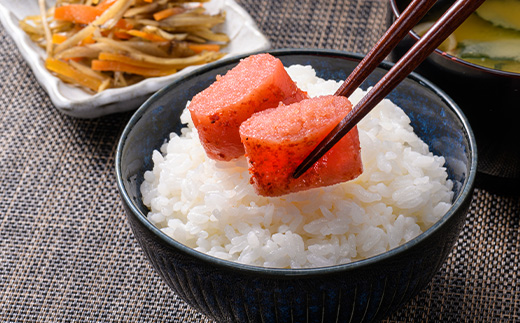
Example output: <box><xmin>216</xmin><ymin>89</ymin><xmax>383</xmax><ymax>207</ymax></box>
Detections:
<box><xmin>292</xmin><ymin>164</ymin><xmax>306</xmax><ymax>179</ymax></box>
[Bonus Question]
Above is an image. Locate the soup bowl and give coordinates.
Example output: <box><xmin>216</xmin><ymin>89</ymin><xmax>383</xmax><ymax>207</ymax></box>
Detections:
<box><xmin>115</xmin><ymin>49</ymin><xmax>477</xmax><ymax>323</ymax></box>
<box><xmin>389</xmin><ymin>0</ymin><xmax>520</xmax><ymax>193</ymax></box>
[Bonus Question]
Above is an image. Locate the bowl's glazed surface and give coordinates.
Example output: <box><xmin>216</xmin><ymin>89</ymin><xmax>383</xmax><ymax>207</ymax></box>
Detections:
<box><xmin>116</xmin><ymin>49</ymin><xmax>477</xmax><ymax>323</ymax></box>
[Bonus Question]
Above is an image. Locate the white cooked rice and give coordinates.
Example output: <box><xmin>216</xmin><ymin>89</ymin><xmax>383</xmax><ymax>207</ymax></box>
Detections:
<box><xmin>140</xmin><ymin>65</ymin><xmax>454</xmax><ymax>269</ymax></box>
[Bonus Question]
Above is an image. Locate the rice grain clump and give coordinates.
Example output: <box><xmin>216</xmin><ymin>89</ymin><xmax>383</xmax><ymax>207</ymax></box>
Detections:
<box><xmin>140</xmin><ymin>65</ymin><xmax>454</xmax><ymax>268</ymax></box>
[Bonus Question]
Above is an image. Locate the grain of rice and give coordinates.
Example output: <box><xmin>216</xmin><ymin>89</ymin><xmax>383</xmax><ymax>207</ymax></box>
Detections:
<box><xmin>140</xmin><ymin>64</ymin><xmax>454</xmax><ymax>268</ymax></box>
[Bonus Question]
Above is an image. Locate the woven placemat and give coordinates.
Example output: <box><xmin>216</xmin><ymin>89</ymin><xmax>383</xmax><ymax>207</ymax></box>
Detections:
<box><xmin>1</xmin><ymin>0</ymin><xmax>519</xmax><ymax>322</ymax></box>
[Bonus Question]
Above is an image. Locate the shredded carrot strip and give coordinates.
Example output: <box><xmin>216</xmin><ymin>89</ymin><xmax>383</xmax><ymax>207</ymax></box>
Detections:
<box><xmin>54</xmin><ymin>0</ymin><xmax>118</xmax><ymax>24</ymax></box>
<box><xmin>187</xmin><ymin>43</ymin><xmax>220</xmax><ymax>53</ymax></box>
<box><xmin>91</xmin><ymin>59</ymin><xmax>177</xmax><ymax>77</ymax></box>
<box><xmin>115</xmin><ymin>19</ymin><xmax>134</xmax><ymax>30</ymax></box>
<box><xmin>54</xmin><ymin>4</ymin><xmax>132</xmax><ymax>29</ymax></box>
<box><xmin>54</xmin><ymin>5</ymin><xmax>103</xmax><ymax>24</ymax></box>
<box><xmin>81</xmin><ymin>34</ymin><xmax>96</xmax><ymax>45</ymax></box>
<box><xmin>96</xmin><ymin>0</ymin><xmax>118</xmax><ymax>12</ymax></box>
<box><xmin>125</xmin><ymin>29</ymin><xmax>168</xmax><ymax>42</ymax></box>
<box><xmin>52</xmin><ymin>34</ymin><xmax>67</xmax><ymax>44</ymax></box>
<box><xmin>153</xmin><ymin>7</ymin><xmax>185</xmax><ymax>21</ymax></box>
<box><xmin>113</xmin><ymin>30</ymin><xmax>132</xmax><ymax>39</ymax></box>
<box><xmin>64</xmin><ymin>57</ymin><xmax>84</xmax><ymax>62</ymax></box>
<box><xmin>46</xmin><ymin>58</ymin><xmax>103</xmax><ymax>92</ymax></box>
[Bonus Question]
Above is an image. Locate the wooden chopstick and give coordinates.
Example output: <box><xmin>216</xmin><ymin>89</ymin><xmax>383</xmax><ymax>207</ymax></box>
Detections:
<box><xmin>293</xmin><ymin>0</ymin><xmax>486</xmax><ymax>179</ymax></box>
<box><xmin>334</xmin><ymin>0</ymin><xmax>437</xmax><ymax>98</ymax></box>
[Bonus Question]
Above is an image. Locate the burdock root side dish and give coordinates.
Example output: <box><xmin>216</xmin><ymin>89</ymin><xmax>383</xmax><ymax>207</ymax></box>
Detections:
<box><xmin>21</xmin><ymin>0</ymin><xmax>229</xmax><ymax>93</ymax></box>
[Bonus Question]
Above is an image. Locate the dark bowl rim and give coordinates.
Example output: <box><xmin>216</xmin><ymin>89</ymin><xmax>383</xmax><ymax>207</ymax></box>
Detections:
<box><xmin>115</xmin><ymin>48</ymin><xmax>478</xmax><ymax>277</ymax></box>
<box><xmin>389</xmin><ymin>0</ymin><xmax>520</xmax><ymax>79</ymax></box>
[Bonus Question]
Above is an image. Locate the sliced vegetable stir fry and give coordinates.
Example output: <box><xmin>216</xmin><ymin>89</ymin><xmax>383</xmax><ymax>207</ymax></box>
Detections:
<box><xmin>21</xmin><ymin>0</ymin><xmax>229</xmax><ymax>93</ymax></box>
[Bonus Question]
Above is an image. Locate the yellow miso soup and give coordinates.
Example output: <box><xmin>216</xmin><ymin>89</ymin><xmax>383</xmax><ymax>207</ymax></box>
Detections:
<box><xmin>414</xmin><ymin>0</ymin><xmax>520</xmax><ymax>73</ymax></box>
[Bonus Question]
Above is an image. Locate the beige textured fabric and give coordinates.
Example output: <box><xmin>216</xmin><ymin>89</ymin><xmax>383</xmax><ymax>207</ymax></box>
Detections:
<box><xmin>0</xmin><ymin>0</ymin><xmax>518</xmax><ymax>322</ymax></box>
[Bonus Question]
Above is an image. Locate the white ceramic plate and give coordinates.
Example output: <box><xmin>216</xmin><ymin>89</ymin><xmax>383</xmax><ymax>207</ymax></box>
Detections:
<box><xmin>0</xmin><ymin>0</ymin><xmax>270</xmax><ymax>118</ymax></box>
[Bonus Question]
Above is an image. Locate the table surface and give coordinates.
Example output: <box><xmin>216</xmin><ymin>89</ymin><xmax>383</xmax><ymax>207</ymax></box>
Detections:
<box><xmin>1</xmin><ymin>0</ymin><xmax>519</xmax><ymax>322</ymax></box>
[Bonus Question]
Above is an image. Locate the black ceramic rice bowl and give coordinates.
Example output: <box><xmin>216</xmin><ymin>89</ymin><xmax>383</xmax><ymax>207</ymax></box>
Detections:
<box><xmin>116</xmin><ymin>49</ymin><xmax>477</xmax><ymax>323</ymax></box>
